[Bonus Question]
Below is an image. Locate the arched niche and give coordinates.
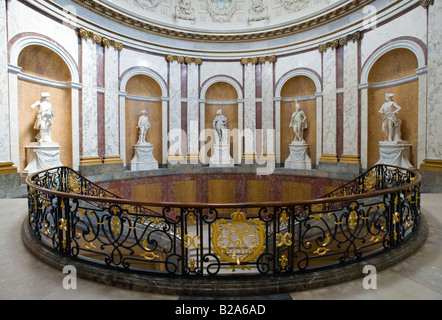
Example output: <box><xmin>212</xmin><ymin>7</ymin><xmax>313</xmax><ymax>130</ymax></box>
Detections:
<box><xmin>17</xmin><ymin>45</ymin><xmax>73</xmax><ymax>172</ymax></box>
<box><xmin>203</xmin><ymin>81</ymin><xmax>239</xmax><ymax>163</ymax></box>
<box><xmin>125</xmin><ymin>74</ymin><xmax>163</xmax><ymax>165</ymax></box>
<box><xmin>280</xmin><ymin>76</ymin><xmax>317</xmax><ymax>165</ymax></box>
<box><xmin>367</xmin><ymin>48</ymin><xmax>419</xmax><ymax>168</ymax></box>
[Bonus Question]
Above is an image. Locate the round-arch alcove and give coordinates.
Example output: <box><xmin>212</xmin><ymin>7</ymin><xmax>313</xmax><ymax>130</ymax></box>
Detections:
<box><xmin>125</xmin><ymin>74</ymin><xmax>163</xmax><ymax>165</ymax></box>
<box><xmin>280</xmin><ymin>75</ymin><xmax>317</xmax><ymax>165</ymax></box>
<box><xmin>367</xmin><ymin>48</ymin><xmax>419</xmax><ymax>168</ymax></box>
<box><xmin>203</xmin><ymin>81</ymin><xmax>239</xmax><ymax>163</ymax></box>
<box><xmin>17</xmin><ymin>45</ymin><xmax>73</xmax><ymax>172</ymax></box>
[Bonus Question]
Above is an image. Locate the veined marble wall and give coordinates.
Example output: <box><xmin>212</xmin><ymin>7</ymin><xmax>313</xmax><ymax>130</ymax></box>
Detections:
<box><xmin>1</xmin><ymin>0</ymin><xmax>441</xmax><ymax>182</ymax></box>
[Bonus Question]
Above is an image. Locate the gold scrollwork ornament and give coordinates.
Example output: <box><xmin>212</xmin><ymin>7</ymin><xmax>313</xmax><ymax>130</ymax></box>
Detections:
<box><xmin>211</xmin><ymin>210</ymin><xmax>265</xmax><ymax>271</ymax></box>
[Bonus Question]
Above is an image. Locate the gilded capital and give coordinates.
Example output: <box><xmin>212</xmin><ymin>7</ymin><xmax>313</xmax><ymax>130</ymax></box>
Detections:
<box><xmin>240</xmin><ymin>57</ymin><xmax>258</xmax><ymax>65</ymax></box>
<box><xmin>167</xmin><ymin>55</ymin><xmax>185</xmax><ymax>63</ymax></box>
<box><xmin>258</xmin><ymin>55</ymin><xmax>276</xmax><ymax>64</ymax></box>
<box><xmin>184</xmin><ymin>57</ymin><xmax>202</xmax><ymax>65</ymax></box>
<box><xmin>420</xmin><ymin>0</ymin><xmax>434</xmax><ymax>7</ymax></box>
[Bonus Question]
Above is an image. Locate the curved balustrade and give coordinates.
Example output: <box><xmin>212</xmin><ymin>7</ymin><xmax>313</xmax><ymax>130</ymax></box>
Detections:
<box><xmin>24</xmin><ymin>165</ymin><xmax>422</xmax><ymax>279</ymax></box>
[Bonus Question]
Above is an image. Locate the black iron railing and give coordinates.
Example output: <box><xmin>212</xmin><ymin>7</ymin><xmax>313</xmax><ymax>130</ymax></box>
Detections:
<box><xmin>26</xmin><ymin>165</ymin><xmax>422</xmax><ymax>277</ymax></box>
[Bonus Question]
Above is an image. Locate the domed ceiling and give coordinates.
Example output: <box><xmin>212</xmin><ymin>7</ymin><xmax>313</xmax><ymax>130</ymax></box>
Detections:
<box><xmin>71</xmin><ymin>0</ymin><xmax>373</xmax><ymax>42</ymax></box>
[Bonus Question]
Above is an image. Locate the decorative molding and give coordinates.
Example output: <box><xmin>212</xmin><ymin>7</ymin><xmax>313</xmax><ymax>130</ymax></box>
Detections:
<box><xmin>175</xmin><ymin>0</ymin><xmax>195</xmax><ymax>21</ymax></box>
<box><xmin>249</xmin><ymin>0</ymin><xmax>268</xmax><ymax>23</ymax></box>
<box><xmin>419</xmin><ymin>0</ymin><xmax>434</xmax><ymax>7</ymax></box>
<box><xmin>78</xmin><ymin>28</ymin><xmax>123</xmax><ymax>51</ymax></box>
<box><xmin>420</xmin><ymin>159</ymin><xmax>442</xmax><ymax>172</ymax></box>
<box><xmin>70</xmin><ymin>0</ymin><xmax>374</xmax><ymax>43</ymax></box>
<box><xmin>0</xmin><ymin>162</ymin><xmax>18</xmax><ymax>175</ymax></box>
<box><xmin>319</xmin><ymin>154</ymin><xmax>339</xmax><ymax>162</ymax></box>
<box><xmin>318</xmin><ymin>31</ymin><xmax>361</xmax><ymax>52</ymax></box>
<box><xmin>340</xmin><ymin>155</ymin><xmax>361</xmax><ymax>164</ymax></box>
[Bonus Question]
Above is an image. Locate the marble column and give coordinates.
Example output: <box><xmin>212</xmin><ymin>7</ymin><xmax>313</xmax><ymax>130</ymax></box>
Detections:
<box><xmin>103</xmin><ymin>45</ymin><xmax>122</xmax><ymax>165</ymax></box>
<box><xmin>241</xmin><ymin>58</ymin><xmax>257</xmax><ymax>162</ymax></box>
<box><xmin>320</xmin><ymin>47</ymin><xmax>338</xmax><ymax>162</ymax></box>
<box><xmin>360</xmin><ymin>86</ymin><xmax>369</xmax><ymax>169</ymax></box>
<box><xmin>341</xmin><ymin>40</ymin><xmax>360</xmax><ymax>165</ymax></box>
<box><xmin>423</xmin><ymin>1</ymin><xmax>442</xmax><ymax>168</ymax></box>
<box><xmin>0</xmin><ymin>1</ymin><xmax>16</xmax><ymax>174</ymax></box>
<box><xmin>80</xmin><ymin>37</ymin><xmax>101</xmax><ymax>166</ymax></box>
<box><xmin>185</xmin><ymin>58</ymin><xmax>201</xmax><ymax>163</ymax></box>
<box><xmin>260</xmin><ymin>56</ymin><xmax>276</xmax><ymax>160</ymax></box>
<box><xmin>167</xmin><ymin>55</ymin><xmax>184</xmax><ymax>162</ymax></box>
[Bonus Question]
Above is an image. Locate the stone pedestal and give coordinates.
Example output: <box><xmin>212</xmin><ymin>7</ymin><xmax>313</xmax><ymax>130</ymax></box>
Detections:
<box><xmin>376</xmin><ymin>141</ymin><xmax>413</xmax><ymax>169</ymax></box>
<box><xmin>130</xmin><ymin>143</ymin><xmax>158</xmax><ymax>171</ymax></box>
<box><xmin>23</xmin><ymin>142</ymin><xmax>63</xmax><ymax>175</ymax></box>
<box><xmin>284</xmin><ymin>142</ymin><xmax>312</xmax><ymax>170</ymax></box>
<box><xmin>209</xmin><ymin>143</ymin><xmax>234</xmax><ymax>167</ymax></box>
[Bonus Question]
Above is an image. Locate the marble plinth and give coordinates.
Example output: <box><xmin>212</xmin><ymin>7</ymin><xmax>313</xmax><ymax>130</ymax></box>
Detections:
<box><xmin>23</xmin><ymin>142</ymin><xmax>63</xmax><ymax>175</ymax></box>
<box><xmin>130</xmin><ymin>143</ymin><xmax>158</xmax><ymax>171</ymax></box>
<box><xmin>284</xmin><ymin>142</ymin><xmax>312</xmax><ymax>170</ymax></box>
<box><xmin>376</xmin><ymin>141</ymin><xmax>413</xmax><ymax>169</ymax></box>
<box><xmin>209</xmin><ymin>143</ymin><xmax>234</xmax><ymax>167</ymax></box>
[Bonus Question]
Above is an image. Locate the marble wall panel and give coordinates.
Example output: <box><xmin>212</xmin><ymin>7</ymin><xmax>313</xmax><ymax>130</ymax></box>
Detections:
<box><xmin>360</xmin><ymin>6</ymin><xmax>427</xmax><ymax>69</ymax></box>
<box><xmin>169</xmin><ymin>60</ymin><xmax>182</xmax><ymax>155</ymax></box>
<box><xmin>322</xmin><ymin>49</ymin><xmax>337</xmax><ymax>156</ymax></box>
<box><xmin>342</xmin><ymin>40</ymin><xmax>359</xmax><ymax>157</ymax></box>
<box><xmin>187</xmin><ymin>62</ymin><xmax>199</xmax><ymax>158</ymax></box>
<box><xmin>0</xmin><ymin>1</ymin><xmax>10</xmax><ymax>164</ymax></box>
<box><xmin>104</xmin><ymin>47</ymin><xmax>120</xmax><ymax>157</ymax></box>
<box><xmin>7</xmin><ymin>0</ymin><xmax>78</xmax><ymax>65</ymax></box>
<box><xmin>261</xmin><ymin>61</ymin><xmax>274</xmax><ymax>155</ymax></box>
<box><xmin>200</xmin><ymin>61</ymin><xmax>243</xmax><ymax>89</ymax></box>
<box><xmin>81</xmin><ymin>38</ymin><xmax>98</xmax><ymax>158</ymax></box>
<box><xmin>243</xmin><ymin>62</ymin><xmax>256</xmax><ymax>157</ymax></box>
<box><xmin>426</xmin><ymin>1</ymin><xmax>442</xmax><ymax>160</ymax></box>
<box><xmin>275</xmin><ymin>51</ymin><xmax>322</xmax><ymax>83</ymax></box>
<box><xmin>119</xmin><ymin>49</ymin><xmax>168</xmax><ymax>84</ymax></box>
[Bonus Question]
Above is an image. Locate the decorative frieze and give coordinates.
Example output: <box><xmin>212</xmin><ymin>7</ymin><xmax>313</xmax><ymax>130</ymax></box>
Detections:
<box><xmin>318</xmin><ymin>31</ymin><xmax>361</xmax><ymax>52</ymax></box>
<box><xmin>78</xmin><ymin>28</ymin><xmax>123</xmax><ymax>51</ymax></box>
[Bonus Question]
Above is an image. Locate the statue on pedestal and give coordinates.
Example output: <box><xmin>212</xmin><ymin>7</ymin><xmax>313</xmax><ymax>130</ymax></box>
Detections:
<box><xmin>289</xmin><ymin>101</ymin><xmax>308</xmax><ymax>143</ymax></box>
<box><xmin>209</xmin><ymin>109</ymin><xmax>234</xmax><ymax>167</ymax></box>
<box><xmin>30</xmin><ymin>92</ymin><xmax>54</xmax><ymax>143</ymax></box>
<box><xmin>137</xmin><ymin>110</ymin><xmax>151</xmax><ymax>144</ymax></box>
<box><xmin>379</xmin><ymin>91</ymin><xmax>402</xmax><ymax>142</ymax></box>
<box><xmin>213</xmin><ymin>109</ymin><xmax>228</xmax><ymax>144</ymax></box>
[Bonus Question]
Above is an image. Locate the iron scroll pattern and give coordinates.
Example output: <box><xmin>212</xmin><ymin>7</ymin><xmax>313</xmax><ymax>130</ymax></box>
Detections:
<box><xmin>26</xmin><ymin>165</ymin><xmax>422</xmax><ymax>277</ymax></box>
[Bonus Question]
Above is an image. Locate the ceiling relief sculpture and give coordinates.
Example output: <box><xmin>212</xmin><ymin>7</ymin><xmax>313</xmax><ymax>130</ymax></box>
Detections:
<box><xmin>207</xmin><ymin>0</ymin><xmax>237</xmax><ymax>23</ymax></box>
<box><xmin>134</xmin><ymin>0</ymin><xmax>161</xmax><ymax>11</ymax></box>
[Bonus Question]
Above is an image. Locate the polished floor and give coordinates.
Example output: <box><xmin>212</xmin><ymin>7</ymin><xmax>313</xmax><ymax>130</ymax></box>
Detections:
<box><xmin>0</xmin><ymin>195</ymin><xmax>441</xmax><ymax>300</ymax></box>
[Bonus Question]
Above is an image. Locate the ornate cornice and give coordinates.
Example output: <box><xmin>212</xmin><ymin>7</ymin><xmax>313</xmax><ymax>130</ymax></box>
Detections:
<box><xmin>318</xmin><ymin>31</ymin><xmax>361</xmax><ymax>52</ymax></box>
<box><xmin>78</xmin><ymin>28</ymin><xmax>123</xmax><ymax>50</ymax></box>
<box><xmin>70</xmin><ymin>0</ymin><xmax>375</xmax><ymax>43</ymax></box>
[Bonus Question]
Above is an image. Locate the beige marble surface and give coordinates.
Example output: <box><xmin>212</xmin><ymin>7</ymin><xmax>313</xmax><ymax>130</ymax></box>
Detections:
<box><xmin>0</xmin><ymin>194</ymin><xmax>441</xmax><ymax>300</ymax></box>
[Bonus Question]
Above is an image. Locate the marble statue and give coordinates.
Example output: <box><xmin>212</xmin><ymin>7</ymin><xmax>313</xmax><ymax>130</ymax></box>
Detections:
<box><xmin>379</xmin><ymin>91</ymin><xmax>402</xmax><ymax>142</ymax></box>
<box><xmin>137</xmin><ymin>110</ymin><xmax>151</xmax><ymax>144</ymax></box>
<box><xmin>30</xmin><ymin>92</ymin><xmax>54</xmax><ymax>143</ymax></box>
<box><xmin>289</xmin><ymin>101</ymin><xmax>308</xmax><ymax>143</ymax></box>
<box><xmin>213</xmin><ymin>109</ymin><xmax>228</xmax><ymax>144</ymax></box>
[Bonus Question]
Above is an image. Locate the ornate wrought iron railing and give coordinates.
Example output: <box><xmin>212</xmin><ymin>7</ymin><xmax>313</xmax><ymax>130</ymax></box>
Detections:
<box><xmin>25</xmin><ymin>165</ymin><xmax>422</xmax><ymax>277</ymax></box>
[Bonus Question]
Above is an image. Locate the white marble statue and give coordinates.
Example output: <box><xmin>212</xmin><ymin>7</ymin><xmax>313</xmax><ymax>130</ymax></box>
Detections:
<box><xmin>379</xmin><ymin>91</ymin><xmax>402</xmax><ymax>142</ymax></box>
<box><xmin>137</xmin><ymin>110</ymin><xmax>151</xmax><ymax>144</ymax></box>
<box><xmin>30</xmin><ymin>92</ymin><xmax>54</xmax><ymax>143</ymax></box>
<box><xmin>289</xmin><ymin>101</ymin><xmax>308</xmax><ymax>143</ymax></box>
<box><xmin>213</xmin><ymin>109</ymin><xmax>228</xmax><ymax>144</ymax></box>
